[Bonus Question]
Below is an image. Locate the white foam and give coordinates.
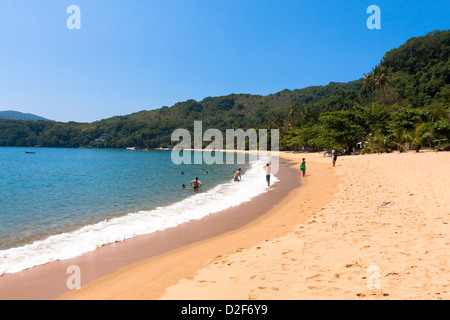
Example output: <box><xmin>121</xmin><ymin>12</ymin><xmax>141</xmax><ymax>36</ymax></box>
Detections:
<box><xmin>0</xmin><ymin>157</ymin><xmax>279</xmax><ymax>275</ymax></box>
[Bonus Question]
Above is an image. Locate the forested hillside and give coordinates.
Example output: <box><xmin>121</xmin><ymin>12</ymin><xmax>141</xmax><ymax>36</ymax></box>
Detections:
<box><xmin>0</xmin><ymin>81</ymin><xmax>363</xmax><ymax>149</ymax></box>
<box><xmin>279</xmin><ymin>30</ymin><xmax>450</xmax><ymax>152</ymax></box>
<box><xmin>1</xmin><ymin>30</ymin><xmax>449</xmax><ymax>152</ymax></box>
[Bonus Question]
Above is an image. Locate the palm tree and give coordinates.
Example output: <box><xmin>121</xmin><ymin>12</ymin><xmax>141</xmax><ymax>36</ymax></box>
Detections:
<box><xmin>391</xmin><ymin>127</ymin><xmax>408</xmax><ymax>152</ymax></box>
<box><xmin>364</xmin><ymin>66</ymin><xmax>392</xmax><ymax>103</ymax></box>
<box><xmin>365</xmin><ymin>131</ymin><xmax>392</xmax><ymax>154</ymax></box>
<box><xmin>286</xmin><ymin>105</ymin><xmax>298</xmax><ymax>128</ymax></box>
<box><xmin>298</xmin><ymin>107</ymin><xmax>312</xmax><ymax>126</ymax></box>
<box><xmin>427</xmin><ymin>105</ymin><xmax>449</xmax><ymax>123</ymax></box>
<box><xmin>407</xmin><ymin>124</ymin><xmax>435</xmax><ymax>152</ymax></box>
<box><xmin>364</xmin><ymin>72</ymin><xmax>374</xmax><ymax>98</ymax></box>
<box><xmin>269</xmin><ymin>113</ymin><xmax>285</xmax><ymax>129</ymax></box>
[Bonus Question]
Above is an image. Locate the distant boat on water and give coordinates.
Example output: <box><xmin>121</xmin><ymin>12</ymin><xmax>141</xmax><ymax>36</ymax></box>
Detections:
<box><xmin>126</xmin><ymin>147</ymin><xmax>136</xmax><ymax>151</ymax></box>
<box><xmin>25</xmin><ymin>151</ymin><xmax>36</xmax><ymax>154</ymax></box>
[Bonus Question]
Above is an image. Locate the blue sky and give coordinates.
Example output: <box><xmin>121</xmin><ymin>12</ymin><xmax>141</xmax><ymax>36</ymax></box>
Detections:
<box><xmin>0</xmin><ymin>0</ymin><xmax>449</xmax><ymax>122</ymax></box>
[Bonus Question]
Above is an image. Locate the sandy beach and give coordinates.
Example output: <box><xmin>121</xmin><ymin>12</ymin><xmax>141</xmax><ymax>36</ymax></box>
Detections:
<box><xmin>161</xmin><ymin>150</ymin><xmax>450</xmax><ymax>300</ymax></box>
<box><xmin>1</xmin><ymin>150</ymin><xmax>449</xmax><ymax>300</ymax></box>
<box><xmin>60</xmin><ymin>150</ymin><xmax>449</xmax><ymax>300</ymax></box>
<box><xmin>0</xmin><ymin>155</ymin><xmax>300</xmax><ymax>299</ymax></box>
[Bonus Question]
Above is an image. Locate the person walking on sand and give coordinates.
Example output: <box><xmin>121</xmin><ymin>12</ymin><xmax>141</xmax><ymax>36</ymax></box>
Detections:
<box><xmin>234</xmin><ymin>168</ymin><xmax>242</xmax><ymax>182</ymax></box>
<box><xmin>300</xmin><ymin>158</ymin><xmax>306</xmax><ymax>177</ymax></box>
<box><xmin>264</xmin><ymin>163</ymin><xmax>271</xmax><ymax>186</ymax></box>
<box><xmin>332</xmin><ymin>149</ymin><xmax>338</xmax><ymax>167</ymax></box>
<box><xmin>190</xmin><ymin>177</ymin><xmax>202</xmax><ymax>190</ymax></box>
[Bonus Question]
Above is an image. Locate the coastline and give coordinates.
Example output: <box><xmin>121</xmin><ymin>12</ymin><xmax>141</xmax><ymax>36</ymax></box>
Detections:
<box><xmin>3</xmin><ymin>150</ymin><xmax>448</xmax><ymax>300</ymax></box>
<box><xmin>56</xmin><ymin>151</ymin><xmax>337</xmax><ymax>300</ymax></box>
<box><xmin>0</xmin><ymin>154</ymin><xmax>301</xmax><ymax>300</ymax></box>
<box><xmin>161</xmin><ymin>150</ymin><xmax>450</xmax><ymax>300</ymax></box>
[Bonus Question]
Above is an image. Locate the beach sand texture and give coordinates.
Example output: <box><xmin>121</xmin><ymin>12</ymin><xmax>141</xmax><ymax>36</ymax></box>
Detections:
<box><xmin>60</xmin><ymin>151</ymin><xmax>450</xmax><ymax>300</ymax></box>
<box><xmin>162</xmin><ymin>151</ymin><xmax>450</xmax><ymax>300</ymax></box>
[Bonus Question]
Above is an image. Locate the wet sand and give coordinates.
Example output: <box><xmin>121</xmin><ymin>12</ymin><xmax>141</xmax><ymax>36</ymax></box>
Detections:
<box><xmin>57</xmin><ymin>151</ymin><xmax>336</xmax><ymax>299</ymax></box>
<box><xmin>0</xmin><ymin>157</ymin><xmax>301</xmax><ymax>300</ymax></box>
<box><xmin>6</xmin><ymin>151</ymin><xmax>447</xmax><ymax>300</ymax></box>
<box><xmin>162</xmin><ymin>151</ymin><xmax>450</xmax><ymax>300</ymax></box>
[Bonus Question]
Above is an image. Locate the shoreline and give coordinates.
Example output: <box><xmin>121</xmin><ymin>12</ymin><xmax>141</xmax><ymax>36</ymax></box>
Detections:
<box><xmin>5</xmin><ymin>150</ymin><xmax>446</xmax><ymax>299</ymax></box>
<box><xmin>0</xmin><ymin>154</ymin><xmax>301</xmax><ymax>300</ymax></box>
<box><xmin>56</xmin><ymin>151</ymin><xmax>337</xmax><ymax>300</ymax></box>
<box><xmin>162</xmin><ymin>150</ymin><xmax>450</xmax><ymax>300</ymax></box>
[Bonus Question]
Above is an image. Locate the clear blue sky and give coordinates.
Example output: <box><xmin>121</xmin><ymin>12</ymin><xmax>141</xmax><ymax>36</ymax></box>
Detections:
<box><xmin>0</xmin><ymin>0</ymin><xmax>449</xmax><ymax>122</ymax></box>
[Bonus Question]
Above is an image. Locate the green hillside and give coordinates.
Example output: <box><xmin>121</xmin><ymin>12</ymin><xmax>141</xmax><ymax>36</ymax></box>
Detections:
<box><xmin>381</xmin><ymin>30</ymin><xmax>450</xmax><ymax>107</ymax></box>
<box><xmin>1</xmin><ymin>30</ymin><xmax>449</xmax><ymax>152</ymax></box>
<box><xmin>0</xmin><ymin>81</ymin><xmax>363</xmax><ymax>149</ymax></box>
<box><xmin>279</xmin><ymin>30</ymin><xmax>450</xmax><ymax>152</ymax></box>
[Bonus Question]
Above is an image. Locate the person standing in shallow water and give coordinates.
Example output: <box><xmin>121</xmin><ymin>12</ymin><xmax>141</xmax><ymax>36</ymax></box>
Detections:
<box><xmin>190</xmin><ymin>177</ymin><xmax>202</xmax><ymax>190</ymax></box>
<box><xmin>264</xmin><ymin>163</ymin><xmax>271</xmax><ymax>186</ymax></box>
<box><xmin>300</xmin><ymin>158</ymin><xmax>306</xmax><ymax>177</ymax></box>
<box><xmin>234</xmin><ymin>168</ymin><xmax>242</xmax><ymax>182</ymax></box>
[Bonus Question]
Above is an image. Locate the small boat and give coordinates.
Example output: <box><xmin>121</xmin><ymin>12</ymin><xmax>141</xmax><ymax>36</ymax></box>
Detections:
<box><xmin>126</xmin><ymin>147</ymin><xmax>136</xmax><ymax>151</ymax></box>
<box><xmin>25</xmin><ymin>151</ymin><xmax>36</xmax><ymax>154</ymax></box>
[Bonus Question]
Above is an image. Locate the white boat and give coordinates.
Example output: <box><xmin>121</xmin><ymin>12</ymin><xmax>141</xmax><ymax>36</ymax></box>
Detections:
<box><xmin>126</xmin><ymin>147</ymin><xmax>136</xmax><ymax>151</ymax></box>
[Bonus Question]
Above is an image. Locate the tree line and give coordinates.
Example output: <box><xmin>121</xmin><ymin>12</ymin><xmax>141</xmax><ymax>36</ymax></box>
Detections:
<box><xmin>1</xmin><ymin>30</ymin><xmax>449</xmax><ymax>153</ymax></box>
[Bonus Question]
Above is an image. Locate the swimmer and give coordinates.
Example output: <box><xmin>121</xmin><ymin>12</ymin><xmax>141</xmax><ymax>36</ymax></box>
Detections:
<box><xmin>234</xmin><ymin>168</ymin><xmax>242</xmax><ymax>181</ymax></box>
<box><xmin>190</xmin><ymin>177</ymin><xmax>202</xmax><ymax>190</ymax></box>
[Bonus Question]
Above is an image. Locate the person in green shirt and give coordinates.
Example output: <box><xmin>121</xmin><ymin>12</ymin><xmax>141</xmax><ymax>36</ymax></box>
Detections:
<box><xmin>300</xmin><ymin>158</ymin><xmax>306</xmax><ymax>177</ymax></box>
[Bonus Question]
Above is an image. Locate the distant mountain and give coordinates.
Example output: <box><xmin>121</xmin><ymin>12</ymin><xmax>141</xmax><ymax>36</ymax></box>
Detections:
<box><xmin>0</xmin><ymin>110</ymin><xmax>51</xmax><ymax>121</ymax></box>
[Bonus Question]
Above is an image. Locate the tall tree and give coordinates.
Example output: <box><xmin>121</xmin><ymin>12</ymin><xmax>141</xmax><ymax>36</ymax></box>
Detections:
<box><xmin>364</xmin><ymin>66</ymin><xmax>392</xmax><ymax>103</ymax></box>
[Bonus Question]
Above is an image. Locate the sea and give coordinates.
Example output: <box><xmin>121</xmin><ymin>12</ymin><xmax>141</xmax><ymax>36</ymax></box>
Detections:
<box><xmin>0</xmin><ymin>147</ymin><xmax>278</xmax><ymax>275</ymax></box>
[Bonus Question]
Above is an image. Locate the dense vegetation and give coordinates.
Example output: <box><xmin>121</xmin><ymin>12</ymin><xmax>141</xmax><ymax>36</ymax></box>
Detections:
<box><xmin>279</xmin><ymin>30</ymin><xmax>450</xmax><ymax>153</ymax></box>
<box><xmin>0</xmin><ymin>81</ymin><xmax>364</xmax><ymax>149</ymax></box>
<box><xmin>1</xmin><ymin>30</ymin><xmax>449</xmax><ymax>153</ymax></box>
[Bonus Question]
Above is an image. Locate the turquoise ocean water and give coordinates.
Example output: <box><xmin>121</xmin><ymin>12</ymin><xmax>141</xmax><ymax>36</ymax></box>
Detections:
<box><xmin>0</xmin><ymin>147</ymin><xmax>276</xmax><ymax>275</ymax></box>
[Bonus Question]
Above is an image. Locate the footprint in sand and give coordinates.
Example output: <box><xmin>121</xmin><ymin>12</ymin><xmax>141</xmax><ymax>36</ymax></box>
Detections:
<box><xmin>258</xmin><ymin>286</ymin><xmax>279</xmax><ymax>291</ymax></box>
<box><xmin>306</xmin><ymin>274</ymin><xmax>323</xmax><ymax>280</ymax></box>
<box><xmin>281</xmin><ymin>263</ymin><xmax>291</xmax><ymax>271</ymax></box>
<box><xmin>250</xmin><ymin>274</ymin><xmax>266</xmax><ymax>281</ymax></box>
<box><xmin>198</xmin><ymin>280</ymin><xmax>216</xmax><ymax>284</ymax></box>
<box><xmin>307</xmin><ymin>286</ymin><xmax>321</xmax><ymax>290</ymax></box>
<box><xmin>345</xmin><ymin>263</ymin><xmax>359</xmax><ymax>268</ymax></box>
<box><xmin>248</xmin><ymin>287</ymin><xmax>280</xmax><ymax>299</ymax></box>
<box><xmin>248</xmin><ymin>293</ymin><xmax>258</xmax><ymax>300</ymax></box>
